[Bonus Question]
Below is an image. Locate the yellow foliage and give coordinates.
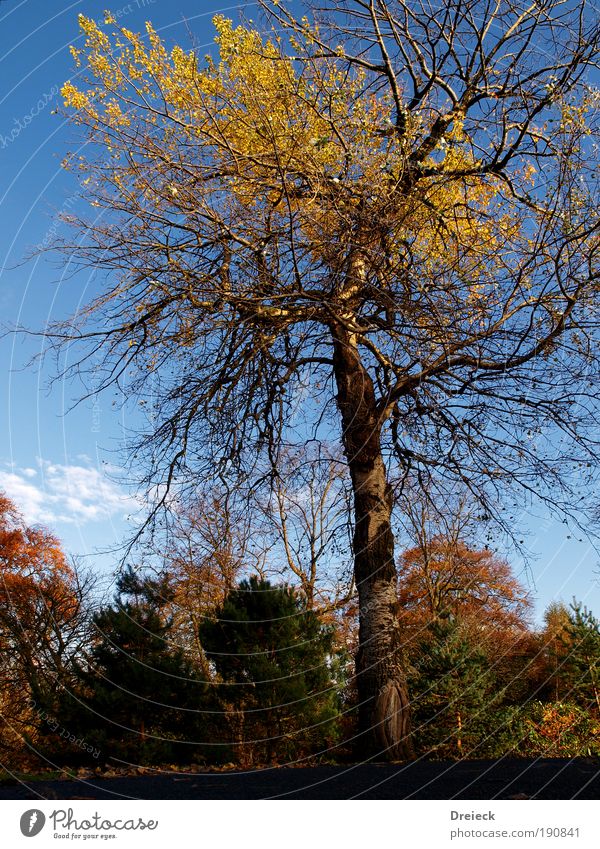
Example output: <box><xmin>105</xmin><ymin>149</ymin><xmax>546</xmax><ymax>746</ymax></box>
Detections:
<box><xmin>61</xmin><ymin>13</ymin><xmax>541</xmax><ymax>316</ymax></box>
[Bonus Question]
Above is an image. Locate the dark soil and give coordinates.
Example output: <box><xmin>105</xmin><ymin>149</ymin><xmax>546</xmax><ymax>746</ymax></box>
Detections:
<box><xmin>0</xmin><ymin>758</ymin><xmax>598</xmax><ymax>800</ymax></box>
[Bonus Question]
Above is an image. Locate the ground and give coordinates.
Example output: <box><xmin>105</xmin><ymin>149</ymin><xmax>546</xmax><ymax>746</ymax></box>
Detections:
<box><xmin>0</xmin><ymin>759</ymin><xmax>598</xmax><ymax>799</ymax></box>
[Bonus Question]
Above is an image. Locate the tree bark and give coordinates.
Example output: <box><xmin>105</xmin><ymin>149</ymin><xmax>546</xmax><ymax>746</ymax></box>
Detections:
<box><xmin>332</xmin><ymin>324</ymin><xmax>413</xmax><ymax>761</ymax></box>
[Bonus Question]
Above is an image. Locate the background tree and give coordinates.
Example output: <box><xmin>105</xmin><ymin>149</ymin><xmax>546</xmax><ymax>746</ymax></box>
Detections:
<box><xmin>0</xmin><ymin>493</ymin><xmax>91</xmax><ymax>765</ymax></box>
<box><xmin>157</xmin><ymin>492</ymin><xmax>254</xmax><ymax>675</ymax></box>
<box><xmin>200</xmin><ymin>577</ymin><xmax>340</xmax><ymax>764</ymax></box>
<box><xmin>50</xmin><ymin>0</ymin><xmax>600</xmax><ymax>759</ymax></box>
<box><xmin>540</xmin><ymin>601</ymin><xmax>572</xmax><ymax>702</ymax></box>
<box><xmin>259</xmin><ymin>445</ymin><xmax>353</xmax><ymax>611</ymax></box>
<box><xmin>395</xmin><ymin>491</ymin><xmax>535</xmax><ymax>702</ymax></box>
<box><xmin>59</xmin><ymin>566</ymin><xmax>209</xmax><ymax>765</ymax></box>
<box><xmin>409</xmin><ymin>615</ymin><xmax>497</xmax><ymax>759</ymax></box>
<box><xmin>558</xmin><ymin>601</ymin><xmax>600</xmax><ymax>712</ymax></box>
<box><xmin>397</xmin><ymin>538</ymin><xmax>531</xmax><ymax>647</ymax></box>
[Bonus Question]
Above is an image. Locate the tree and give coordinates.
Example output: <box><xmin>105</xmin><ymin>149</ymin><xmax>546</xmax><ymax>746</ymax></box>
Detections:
<box><xmin>0</xmin><ymin>493</ymin><xmax>90</xmax><ymax>763</ymax></box>
<box><xmin>397</xmin><ymin>538</ymin><xmax>531</xmax><ymax>645</ymax></box>
<box><xmin>60</xmin><ymin>566</ymin><xmax>209</xmax><ymax>764</ymax></box>
<box><xmin>395</xmin><ymin>491</ymin><xmax>534</xmax><ymax>697</ymax></box>
<box><xmin>200</xmin><ymin>577</ymin><xmax>340</xmax><ymax>763</ymax></box>
<box><xmin>540</xmin><ymin>601</ymin><xmax>572</xmax><ymax>701</ymax></box>
<box><xmin>157</xmin><ymin>492</ymin><xmax>253</xmax><ymax>675</ymax></box>
<box><xmin>397</xmin><ymin>536</ymin><xmax>534</xmax><ymax>705</ymax></box>
<box><xmin>559</xmin><ymin>601</ymin><xmax>600</xmax><ymax>712</ymax></box>
<box><xmin>259</xmin><ymin>445</ymin><xmax>353</xmax><ymax>611</ymax></box>
<box><xmin>409</xmin><ymin>616</ymin><xmax>497</xmax><ymax>759</ymax></box>
<box><xmin>50</xmin><ymin>1</ymin><xmax>600</xmax><ymax>759</ymax></box>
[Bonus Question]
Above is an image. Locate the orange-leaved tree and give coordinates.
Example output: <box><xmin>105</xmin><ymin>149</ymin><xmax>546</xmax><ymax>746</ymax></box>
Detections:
<box><xmin>0</xmin><ymin>493</ymin><xmax>89</xmax><ymax>762</ymax></box>
<box><xmin>397</xmin><ymin>538</ymin><xmax>531</xmax><ymax>641</ymax></box>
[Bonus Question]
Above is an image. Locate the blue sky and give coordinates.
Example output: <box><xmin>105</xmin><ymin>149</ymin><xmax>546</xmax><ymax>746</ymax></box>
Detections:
<box><xmin>0</xmin><ymin>0</ymin><xmax>599</xmax><ymax>623</ymax></box>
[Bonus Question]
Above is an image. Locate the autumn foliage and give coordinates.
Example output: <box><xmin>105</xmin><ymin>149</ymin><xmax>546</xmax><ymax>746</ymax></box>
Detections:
<box><xmin>397</xmin><ymin>538</ymin><xmax>531</xmax><ymax>648</ymax></box>
<box><xmin>0</xmin><ymin>494</ymin><xmax>85</xmax><ymax>767</ymax></box>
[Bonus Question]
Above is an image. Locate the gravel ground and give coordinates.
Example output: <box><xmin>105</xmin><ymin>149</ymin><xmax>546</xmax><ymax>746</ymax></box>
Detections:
<box><xmin>0</xmin><ymin>758</ymin><xmax>598</xmax><ymax>800</ymax></box>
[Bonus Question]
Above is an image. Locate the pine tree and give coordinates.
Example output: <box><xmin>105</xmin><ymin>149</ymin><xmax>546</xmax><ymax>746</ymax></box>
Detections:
<box><xmin>200</xmin><ymin>577</ymin><xmax>340</xmax><ymax>763</ymax></box>
<box><xmin>559</xmin><ymin>601</ymin><xmax>600</xmax><ymax>713</ymax></box>
<box><xmin>409</xmin><ymin>617</ymin><xmax>497</xmax><ymax>759</ymax></box>
<box><xmin>58</xmin><ymin>566</ymin><xmax>210</xmax><ymax>765</ymax></box>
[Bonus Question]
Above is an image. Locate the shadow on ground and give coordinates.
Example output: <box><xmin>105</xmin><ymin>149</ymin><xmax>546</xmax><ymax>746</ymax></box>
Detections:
<box><xmin>0</xmin><ymin>758</ymin><xmax>598</xmax><ymax>800</ymax></box>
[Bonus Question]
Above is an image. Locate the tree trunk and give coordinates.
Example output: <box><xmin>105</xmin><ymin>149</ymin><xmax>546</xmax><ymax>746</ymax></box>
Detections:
<box><xmin>332</xmin><ymin>324</ymin><xmax>413</xmax><ymax>761</ymax></box>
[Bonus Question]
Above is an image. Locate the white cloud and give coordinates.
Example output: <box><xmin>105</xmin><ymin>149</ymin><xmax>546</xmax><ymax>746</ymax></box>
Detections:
<box><xmin>0</xmin><ymin>470</ymin><xmax>47</xmax><ymax>524</ymax></box>
<box><xmin>0</xmin><ymin>460</ymin><xmax>137</xmax><ymax>527</ymax></box>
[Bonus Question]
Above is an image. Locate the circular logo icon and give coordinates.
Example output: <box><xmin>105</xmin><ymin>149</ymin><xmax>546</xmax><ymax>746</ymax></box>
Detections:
<box><xmin>20</xmin><ymin>810</ymin><xmax>46</xmax><ymax>837</ymax></box>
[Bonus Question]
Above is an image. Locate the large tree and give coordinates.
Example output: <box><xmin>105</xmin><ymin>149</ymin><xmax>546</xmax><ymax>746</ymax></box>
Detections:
<box><xmin>50</xmin><ymin>0</ymin><xmax>600</xmax><ymax>759</ymax></box>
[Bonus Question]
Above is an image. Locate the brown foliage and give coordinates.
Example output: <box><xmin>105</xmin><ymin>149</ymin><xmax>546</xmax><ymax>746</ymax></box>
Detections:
<box><xmin>397</xmin><ymin>537</ymin><xmax>532</xmax><ymax>650</ymax></box>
